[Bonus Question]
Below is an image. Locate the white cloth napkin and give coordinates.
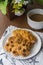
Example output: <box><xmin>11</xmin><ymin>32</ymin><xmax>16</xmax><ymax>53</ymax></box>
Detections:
<box><xmin>0</xmin><ymin>26</ymin><xmax>43</xmax><ymax>65</ymax></box>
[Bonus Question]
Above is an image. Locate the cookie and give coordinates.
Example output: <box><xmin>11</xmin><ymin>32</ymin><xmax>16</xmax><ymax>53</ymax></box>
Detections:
<box><xmin>4</xmin><ymin>29</ymin><xmax>37</xmax><ymax>57</ymax></box>
<box><xmin>4</xmin><ymin>42</ymin><xmax>12</xmax><ymax>52</ymax></box>
<box><xmin>12</xmin><ymin>47</ymin><xmax>19</xmax><ymax>56</ymax></box>
<box><xmin>21</xmin><ymin>47</ymin><xmax>30</xmax><ymax>57</ymax></box>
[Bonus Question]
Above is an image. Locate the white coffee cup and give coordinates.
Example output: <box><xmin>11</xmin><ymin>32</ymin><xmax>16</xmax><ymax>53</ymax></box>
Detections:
<box><xmin>27</xmin><ymin>9</ymin><xmax>43</xmax><ymax>29</ymax></box>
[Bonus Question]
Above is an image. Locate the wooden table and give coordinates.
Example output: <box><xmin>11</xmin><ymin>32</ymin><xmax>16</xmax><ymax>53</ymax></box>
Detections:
<box><xmin>0</xmin><ymin>4</ymin><xmax>43</xmax><ymax>38</ymax></box>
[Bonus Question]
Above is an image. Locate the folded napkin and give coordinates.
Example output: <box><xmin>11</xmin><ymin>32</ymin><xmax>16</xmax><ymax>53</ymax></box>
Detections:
<box><xmin>0</xmin><ymin>26</ymin><xmax>43</xmax><ymax>65</ymax></box>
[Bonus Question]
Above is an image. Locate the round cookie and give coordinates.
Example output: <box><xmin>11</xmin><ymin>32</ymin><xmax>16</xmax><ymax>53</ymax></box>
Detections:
<box><xmin>21</xmin><ymin>47</ymin><xmax>30</xmax><ymax>57</ymax></box>
<box><xmin>21</xmin><ymin>38</ymin><xmax>27</xmax><ymax>46</ymax></box>
<box><xmin>20</xmin><ymin>30</ymin><xmax>31</xmax><ymax>41</ymax></box>
<box><xmin>8</xmin><ymin>36</ymin><xmax>16</xmax><ymax>44</ymax></box>
<box><xmin>17</xmin><ymin>45</ymin><xmax>22</xmax><ymax>55</ymax></box>
<box><xmin>12</xmin><ymin>47</ymin><xmax>19</xmax><ymax>56</ymax></box>
<box><xmin>12</xmin><ymin>29</ymin><xmax>20</xmax><ymax>36</ymax></box>
<box><xmin>30</xmin><ymin>34</ymin><xmax>37</xmax><ymax>44</ymax></box>
<box><xmin>4</xmin><ymin>29</ymin><xmax>37</xmax><ymax>57</ymax></box>
<box><xmin>4</xmin><ymin>42</ymin><xmax>12</xmax><ymax>52</ymax></box>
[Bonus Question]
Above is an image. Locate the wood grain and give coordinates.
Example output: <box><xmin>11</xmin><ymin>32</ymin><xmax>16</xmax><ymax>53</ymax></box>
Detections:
<box><xmin>0</xmin><ymin>4</ymin><xmax>43</xmax><ymax>38</ymax></box>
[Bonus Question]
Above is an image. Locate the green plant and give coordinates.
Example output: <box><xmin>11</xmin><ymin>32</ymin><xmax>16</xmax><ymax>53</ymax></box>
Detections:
<box><xmin>0</xmin><ymin>0</ymin><xmax>29</xmax><ymax>15</ymax></box>
<box><xmin>11</xmin><ymin>0</ymin><xmax>29</xmax><ymax>13</ymax></box>
<box><xmin>0</xmin><ymin>0</ymin><xmax>8</xmax><ymax>15</ymax></box>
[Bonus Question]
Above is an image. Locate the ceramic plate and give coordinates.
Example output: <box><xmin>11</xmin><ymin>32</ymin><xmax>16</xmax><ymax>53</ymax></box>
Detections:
<box><xmin>2</xmin><ymin>28</ymin><xmax>42</xmax><ymax>59</ymax></box>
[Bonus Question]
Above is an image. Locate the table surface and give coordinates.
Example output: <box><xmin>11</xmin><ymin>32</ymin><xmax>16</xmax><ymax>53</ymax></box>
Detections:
<box><xmin>0</xmin><ymin>4</ymin><xmax>43</xmax><ymax>38</ymax></box>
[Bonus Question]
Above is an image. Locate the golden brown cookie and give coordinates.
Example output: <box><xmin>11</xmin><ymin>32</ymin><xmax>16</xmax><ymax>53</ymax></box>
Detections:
<box><xmin>12</xmin><ymin>29</ymin><xmax>20</xmax><ymax>36</ymax></box>
<box><xmin>17</xmin><ymin>45</ymin><xmax>22</xmax><ymax>55</ymax></box>
<box><xmin>4</xmin><ymin>42</ymin><xmax>12</xmax><ymax>52</ymax></box>
<box><xmin>12</xmin><ymin>47</ymin><xmax>19</xmax><ymax>56</ymax></box>
<box><xmin>4</xmin><ymin>29</ymin><xmax>37</xmax><ymax>57</ymax></box>
<box><xmin>21</xmin><ymin>47</ymin><xmax>30</xmax><ymax>57</ymax></box>
<box><xmin>8</xmin><ymin>36</ymin><xmax>16</xmax><ymax>43</ymax></box>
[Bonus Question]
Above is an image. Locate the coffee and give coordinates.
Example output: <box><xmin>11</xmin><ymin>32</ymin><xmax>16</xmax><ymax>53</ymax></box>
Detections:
<box><xmin>29</xmin><ymin>14</ymin><xmax>43</xmax><ymax>22</ymax></box>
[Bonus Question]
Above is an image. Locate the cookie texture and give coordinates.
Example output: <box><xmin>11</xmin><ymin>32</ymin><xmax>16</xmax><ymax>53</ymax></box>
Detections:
<box><xmin>4</xmin><ymin>29</ymin><xmax>37</xmax><ymax>57</ymax></box>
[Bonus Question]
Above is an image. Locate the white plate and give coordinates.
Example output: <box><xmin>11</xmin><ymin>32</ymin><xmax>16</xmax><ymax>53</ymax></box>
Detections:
<box><xmin>2</xmin><ymin>28</ymin><xmax>42</xmax><ymax>59</ymax></box>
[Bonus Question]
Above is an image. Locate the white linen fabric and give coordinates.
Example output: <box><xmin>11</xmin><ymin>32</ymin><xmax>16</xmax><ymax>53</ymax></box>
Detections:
<box><xmin>0</xmin><ymin>26</ymin><xmax>43</xmax><ymax>65</ymax></box>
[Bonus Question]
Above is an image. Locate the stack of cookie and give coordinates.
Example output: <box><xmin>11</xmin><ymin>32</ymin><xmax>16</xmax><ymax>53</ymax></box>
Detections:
<box><xmin>4</xmin><ymin>29</ymin><xmax>37</xmax><ymax>57</ymax></box>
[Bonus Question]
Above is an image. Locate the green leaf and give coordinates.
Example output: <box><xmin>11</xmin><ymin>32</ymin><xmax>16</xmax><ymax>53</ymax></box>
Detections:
<box><xmin>18</xmin><ymin>2</ymin><xmax>22</xmax><ymax>7</ymax></box>
<box><xmin>13</xmin><ymin>3</ymin><xmax>21</xmax><ymax>9</ymax></box>
<box><xmin>0</xmin><ymin>0</ymin><xmax>8</xmax><ymax>15</ymax></box>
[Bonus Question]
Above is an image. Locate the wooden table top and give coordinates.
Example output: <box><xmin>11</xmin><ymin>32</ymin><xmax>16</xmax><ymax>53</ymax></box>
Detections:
<box><xmin>0</xmin><ymin>4</ymin><xmax>43</xmax><ymax>38</ymax></box>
